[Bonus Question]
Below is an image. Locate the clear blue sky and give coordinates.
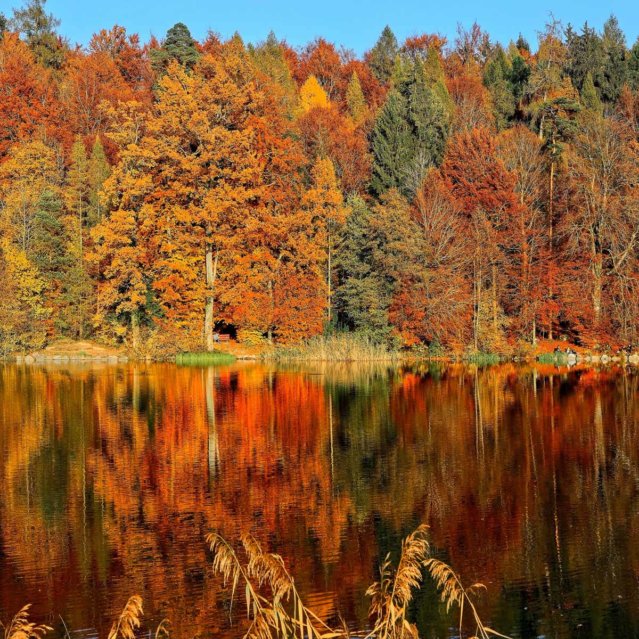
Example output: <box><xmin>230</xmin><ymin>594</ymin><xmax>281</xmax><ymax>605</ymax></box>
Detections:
<box><xmin>2</xmin><ymin>0</ymin><xmax>639</xmax><ymax>54</ymax></box>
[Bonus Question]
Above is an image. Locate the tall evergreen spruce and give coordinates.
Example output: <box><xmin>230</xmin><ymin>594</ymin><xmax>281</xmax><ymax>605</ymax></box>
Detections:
<box><xmin>371</xmin><ymin>59</ymin><xmax>449</xmax><ymax>196</ymax></box>
<box><xmin>629</xmin><ymin>38</ymin><xmax>639</xmax><ymax>90</ymax></box>
<box><xmin>368</xmin><ymin>26</ymin><xmax>399</xmax><ymax>84</ymax></box>
<box><xmin>371</xmin><ymin>89</ymin><xmax>412</xmax><ymax>195</ymax></box>
<box><xmin>600</xmin><ymin>15</ymin><xmax>627</xmax><ymax>103</ymax></box>
<box><xmin>335</xmin><ymin>196</ymin><xmax>392</xmax><ymax>342</ymax></box>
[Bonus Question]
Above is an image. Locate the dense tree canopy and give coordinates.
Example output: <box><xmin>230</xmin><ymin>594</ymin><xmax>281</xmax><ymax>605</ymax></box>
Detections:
<box><xmin>1</xmin><ymin>1</ymin><xmax>639</xmax><ymax>354</ymax></box>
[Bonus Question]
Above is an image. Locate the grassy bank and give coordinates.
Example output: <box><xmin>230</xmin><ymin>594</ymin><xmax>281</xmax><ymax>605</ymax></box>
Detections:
<box><xmin>175</xmin><ymin>351</ymin><xmax>236</xmax><ymax>365</ymax></box>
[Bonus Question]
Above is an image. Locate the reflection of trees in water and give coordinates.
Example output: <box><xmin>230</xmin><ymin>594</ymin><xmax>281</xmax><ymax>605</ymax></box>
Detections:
<box><xmin>0</xmin><ymin>362</ymin><xmax>638</xmax><ymax>638</ymax></box>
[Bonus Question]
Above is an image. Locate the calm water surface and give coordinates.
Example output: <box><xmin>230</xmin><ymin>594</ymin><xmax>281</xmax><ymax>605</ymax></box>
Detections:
<box><xmin>0</xmin><ymin>362</ymin><xmax>638</xmax><ymax>638</ymax></box>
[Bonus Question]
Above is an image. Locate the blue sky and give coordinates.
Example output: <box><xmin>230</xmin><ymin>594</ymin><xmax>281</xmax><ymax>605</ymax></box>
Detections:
<box><xmin>2</xmin><ymin>0</ymin><xmax>639</xmax><ymax>54</ymax></box>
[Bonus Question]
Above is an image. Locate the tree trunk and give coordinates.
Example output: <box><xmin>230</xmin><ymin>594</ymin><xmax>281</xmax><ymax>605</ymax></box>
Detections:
<box><xmin>548</xmin><ymin>158</ymin><xmax>555</xmax><ymax>340</ymax></box>
<box><xmin>131</xmin><ymin>311</ymin><xmax>140</xmax><ymax>352</ymax></box>
<box><xmin>592</xmin><ymin>250</ymin><xmax>603</xmax><ymax>329</ymax></box>
<box><xmin>327</xmin><ymin>231</ymin><xmax>332</xmax><ymax>324</ymax></box>
<box><xmin>492</xmin><ymin>262</ymin><xmax>498</xmax><ymax>337</ymax></box>
<box><xmin>205</xmin><ymin>238</ymin><xmax>219</xmax><ymax>352</ymax></box>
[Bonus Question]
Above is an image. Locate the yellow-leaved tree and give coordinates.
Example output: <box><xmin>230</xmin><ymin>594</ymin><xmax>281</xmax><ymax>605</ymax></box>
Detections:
<box><xmin>0</xmin><ymin>240</ymin><xmax>48</xmax><ymax>354</ymax></box>
<box><xmin>298</xmin><ymin>74</ymin><xmax>329</xmax><ymax>114</ymax></box>
<box><xmin>302</xmin><ymin>157</ymin><xmax>349</xmax><ymax>324</ymax></box>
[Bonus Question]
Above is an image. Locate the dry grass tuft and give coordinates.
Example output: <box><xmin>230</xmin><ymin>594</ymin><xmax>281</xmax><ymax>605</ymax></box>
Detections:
<box><xmin>425</xmin><ymin>559</ymin><xmax>509</xmax><ymax>639</ymax></box>
<box><xmin>108</xmin><ymin>596</ymin><xmax>144</xmax><ymax>639</ymax></box>
<box><xmin>1</xmin><ymin>605</ymin><xmax>51</xmax><ymax>639</ymax></box>
<box><xmin>209</xmin><ymin>526</ymin><xmax>509</xmax><ymax>639</ymax></box>
<box><xmin>366</xmin><ymin>524</ymin><xmax>430</xmax><ymax>639</ymax></box>
<box><xmin>207</xmin><ymin>532</ymin><xmax>343</xmax><ymax>639</ymax></box>
<box><xmin>7</xmin><ymin>527</ymin><xmax>509</xmax><ymax>639</ymax></box>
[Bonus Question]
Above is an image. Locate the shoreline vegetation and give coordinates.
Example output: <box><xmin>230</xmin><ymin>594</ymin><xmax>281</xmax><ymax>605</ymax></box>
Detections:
<box><xmin>6</xmin><ymin>334</ymin><xmax>639</xmax><ymax>365</ymax></box>
<box><xmin>1</xmin><ymin>527</ymin><xmax>508</xmax><ymax>639</ymax></box>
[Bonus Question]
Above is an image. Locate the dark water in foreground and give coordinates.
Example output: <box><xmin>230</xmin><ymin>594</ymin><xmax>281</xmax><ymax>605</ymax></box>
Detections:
<box><xmin>0</xmin><ymin>362</ymin><xmax>638</xmax><ymax>639</ymax></box>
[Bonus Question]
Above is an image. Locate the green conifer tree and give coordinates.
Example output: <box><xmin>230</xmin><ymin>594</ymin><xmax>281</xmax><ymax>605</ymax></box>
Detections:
<box><xmin>370</xmin><ymin>90</ymin><xmax>412</xmax><ymax>195</ymax></box>
<box><xmin>581</xmin><ymin>72</ymin><xmax>603</xmax><ymax>113</ymax></box>
<box><xmin>629</xmin><ymin>37</ymin><xmax>639</xmax><ymax>90</ymax></box>
<box><xmin>334</xmin><ymin>196</ymin><xmax>392</xmax><ymax>342</ymax></box>
<box><xmin>484</xmin><ymin>46</ymin><xmax>516</xmax><ymax>130</ymax></box>
<box><xmin>66</xmin><ymin>136</ymin><xmax>89</xmax><ymax>255</ymax></box>
<box><xmin>600</xmin><ymin>15</ymin><xmax>627</xmax><ymax>103</ymax></box>
<box><xmin>368</xmin><ymin>26</ymin><xmax>398</xmax><ymax>84</ymax></box>
<box><xmin>151</xmin><ymin>22</ymin><xmax>199</xmax><ymax>71</ymax></box>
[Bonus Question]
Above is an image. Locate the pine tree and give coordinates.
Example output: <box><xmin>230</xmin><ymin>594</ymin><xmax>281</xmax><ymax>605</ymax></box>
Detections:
<box><xmin>565</xmin><ymin>22</ymin><xmax>604</xmax><ymax>93</ymax></box>
<box><xmin>65</xmin><ymin>135</ymin><xmax>89</xmax><ymax>255</ymax></box>
<box><xmin>600</xmin><ymin>15</ymin><xmax>627</xmax><ymax>103</ymax></box>
<box><xmin>370</xmin><ymin>89</ymin><xmax>412</xmax><ymax>195</ymax></box>
<box><xmin>581</xmin><ymin>72</ymin><xmax>603</xmax><ymax>114</ymax></box>
<box><xmin>87</xmin><ymin>137</ymin><xmax>110</xmax><ymax>227</ymax></box>
<box><xmin>151</xmin><ymin>22</ymin><xmax>199</xmax><ymax>71</ymax></box>
<box><xmin>10</xmin><ymin>0</ymin><xmax>66</xmax><ymax>68</ymax></box>
<box><xmin>484</xmin><ymin>46</ymin><xmax>516</xmax><ymax>130</ymax></box>
<box><xmin>31</xmin><ymin>188</ymin><xmax>68</xmax><ymax>283</ymax></box>
<box><xmin>345</xmin><ymin>72</ymin><xmax>367</xmax><ymax>125</ymax></box>
<box><xmin>371</xmin><ymin>60</ymin><xmax>449</xmax><ymax>196</ymax></box>
<box><xmin>368</xmin><ymin>26</ymin><xmax>398</xmax><ymax>84</ymax></box>
<box><xmin>334</xmin><ymin>196</ymin><xmax>392</xmax><ymax>342</ymax></box>
<box><xmin>508</xmin><ymin>52</ymin><xmax>530</xmax><ymax>110</ymax></box>
<box><xmin>629</xmin><ymin>37</ymin><xmax>639</xmax><ymax>90</ymax></box>
<box><xmin>405</xmin><ymin>63</ymin><xmax>449</xmax><ymax>191</ymax></box>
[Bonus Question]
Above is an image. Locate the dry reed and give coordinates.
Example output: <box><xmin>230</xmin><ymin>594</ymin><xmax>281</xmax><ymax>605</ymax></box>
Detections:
<box><xmin>108</xmin><ymin>596</ymin><xmax>144</xmax><ymax>639</ymax></box>
<box><xmin>1</xmin><ymin>605</ymin><xmax>51</xmax><ymax>639</ymax></box>
<box><xmin>207</xmin><ymin>532</ymin><xmax>343</xmax><ymax>639</ymax></box>
<box><xmin>6</xmin><ymin>526</ymin><xmax>508</xmax><ymax>639</ymax></box>
<box><xmin>209</xmin><ymin>526</ymin><xmax>510</xmax><ymax>639</ymax></box>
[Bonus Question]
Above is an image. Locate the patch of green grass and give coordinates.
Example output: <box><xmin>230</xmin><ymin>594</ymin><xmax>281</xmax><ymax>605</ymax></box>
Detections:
<box><xmin>175</xmin><ymin>351</ymin><xmax>236</xmax><ymax>366</ymax></box>
<box><xmin>536</xmin><ymin>352</ymin><xmax>567</xmax><ymax>364</ymax></box>
<box><xmin>463</xmin><ymin>352</ymin><xmax>502</xmax><ymax>365</ymax></box>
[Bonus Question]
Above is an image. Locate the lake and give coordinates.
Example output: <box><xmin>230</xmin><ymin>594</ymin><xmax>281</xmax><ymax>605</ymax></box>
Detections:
<box><xmin>0</xmin><ymin>361</ymin><xmax>637</xmax><ymax>639</ymax></box>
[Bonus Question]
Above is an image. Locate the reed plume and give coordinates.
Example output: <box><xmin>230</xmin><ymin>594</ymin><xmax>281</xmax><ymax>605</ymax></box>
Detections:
<box><xmin>207</xmin><ymin>532</ymin><xmax>343</xmax><ymax>639</ymax></box>
<box><xmin>1</xmin><ymin>605</ymin><xmax>51</xmax><ymax>639</ymax></box>
<box><xmin>425</xmin><ymin>558</ymin><xmax>509</xmax><ymax>639</ymax></box>
<box><xmin>366</xmin><ymin>524</ymin><xmax>430</xmax><ymax>639</ymax></box>
<box><xmin>108</xmin><ymin>596</ymin><xmax>144</xmax><ymax>639</ymax></box>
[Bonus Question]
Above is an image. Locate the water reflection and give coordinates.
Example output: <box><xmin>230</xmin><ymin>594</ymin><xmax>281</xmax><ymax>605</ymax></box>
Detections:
<box><xmin>0</xmin><ymin>362</ymin><xmax>637</xmax><ymax>639</ymax></box>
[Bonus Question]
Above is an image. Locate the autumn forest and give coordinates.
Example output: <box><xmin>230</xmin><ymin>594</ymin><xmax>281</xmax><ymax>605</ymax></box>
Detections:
<box><xmin>2</xmin><ymin>1</ymin><xmax>639</xmax><ymax>357</ymax></box>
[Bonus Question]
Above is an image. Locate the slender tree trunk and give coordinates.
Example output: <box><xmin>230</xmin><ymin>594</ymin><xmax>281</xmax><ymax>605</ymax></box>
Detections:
<box><xmin>592</xmin><ymin>249</ymin><xmax>603</xmax><ymax>329</ymax></box>
<box><xmin>492</xmin><ymin>262</ymin><xmax>498</xmax><ymax>338</ymax></box>
<box><xmin>548</xmin><ymin>158</ymin><xmax>555</xmax><ymax>340</ymax></box>
<box><xmin>267</xmin><ymin>278</ymin><xmax>274</xmax><ymax>345</ymax></box>
<box><xmin>131</xmin><ymin>311</ymin><xmax>139</xmax><ymax>351</ymax></box>
<box><xmin>205</xmin><ymin>234</ymin><xmax>219</xmax><ymax>352</ymax></box>
<box><xmin>474</xmin><ymin>254</ymin><xmax>482</xmax><ymax>351</ymax></box>
<box><xmin>327</xmin><ymin>230</ymin><xmax>332</xmax><ymax>324</ymax></box>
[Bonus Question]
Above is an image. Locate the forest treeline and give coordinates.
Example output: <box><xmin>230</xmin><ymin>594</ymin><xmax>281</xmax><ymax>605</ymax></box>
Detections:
<box><xmin>1</xmin><ymin>0</ymin><xmax>639</xmax><ymax>356</ymax></box>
